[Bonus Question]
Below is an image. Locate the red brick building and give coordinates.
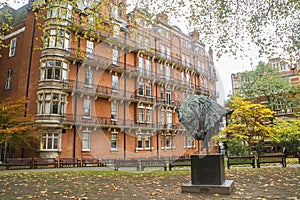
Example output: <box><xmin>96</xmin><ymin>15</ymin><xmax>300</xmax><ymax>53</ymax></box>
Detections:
<box><xmin>0</xmin><ymin>1</ymin><xmax>219</xmax><ymax>160</ymax></box>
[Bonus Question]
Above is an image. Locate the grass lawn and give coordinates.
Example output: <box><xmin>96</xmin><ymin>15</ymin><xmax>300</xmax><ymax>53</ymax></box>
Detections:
<box><xmin>0</xmin><ymin>163</ymin><xmax>299</xmax><ymax>200</ymax></box>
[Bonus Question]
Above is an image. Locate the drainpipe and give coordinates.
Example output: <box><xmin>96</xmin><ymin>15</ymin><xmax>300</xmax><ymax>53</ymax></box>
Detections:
<box><xmin>123</xmin><ymin>29</ymin><xmax>127</xmax><ymax>159</ymax></box>
<box><xmin>73</xmin><ymin>39</ymin><xmax>80</xmax><ymax>158</ymax></box>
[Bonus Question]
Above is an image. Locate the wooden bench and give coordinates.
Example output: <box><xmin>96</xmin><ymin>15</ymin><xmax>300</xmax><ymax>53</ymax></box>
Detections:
<box><xmin>2</xmin><ymin>158</ymin><xmax>33</xmax><ymax>170</ymax></box>
<box><xmin>140</xmin><ymin>159</ymin><xmax>167</xmax><ymax>171</ymax></box>
<box><xmin>227</xmin><ymin>155</ymin><xmax>255</xmax><ymax>169</ymax></box>
<box><xmin>114</xmin><ymin>159</ymin><xmax>139</xmax><ymax>171</ymax></box>
<box><xmin>169</xmin><ymin>158</ymin><xmax>191</xmax><ymax>171</ymax></box>
<box><xmin>257</xmin><ymin>154</ymin><xmax>286</xmax><ymax>168</ymax></box>
<box><xmin>59</xmin><ymin>158</ymin><xmax>81</xmax><ymax>168</ymax></box>
<box><xmin>81</xmin><ymin>158</ymin><xmax>105</xmax><ymax>167</ymax></box>
<box><xmin>33</xmin><ymin>158</ymin><xmax>58</xmax><ymax>168</ymax></box>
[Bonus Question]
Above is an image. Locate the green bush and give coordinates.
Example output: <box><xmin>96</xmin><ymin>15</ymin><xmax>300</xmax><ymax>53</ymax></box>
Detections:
<box><xmin>226</xmin><ymin>138</ymin><xmax>249</xmax><ymax>156</ymax></box>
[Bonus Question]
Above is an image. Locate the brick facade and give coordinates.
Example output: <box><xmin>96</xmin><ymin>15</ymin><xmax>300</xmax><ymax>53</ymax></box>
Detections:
<box><xmin>0</xmin><ymin>1</ymin><xmax>220</xmax><ymax>160</ymax></box>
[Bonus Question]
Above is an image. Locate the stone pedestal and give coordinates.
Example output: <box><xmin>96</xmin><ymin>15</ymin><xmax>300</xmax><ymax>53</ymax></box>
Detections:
<box><xmin>181</xmin><ymin>154</ymin><xmax>234</xmax><ymax>195</ymax></box>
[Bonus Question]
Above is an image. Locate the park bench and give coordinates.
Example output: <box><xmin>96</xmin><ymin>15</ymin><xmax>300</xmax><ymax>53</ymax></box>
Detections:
<box><xmin>81</xmin><ymin>157</ymin><xmax>105</xmax><ymax>167</ymax></box>
<box><xmin>33</xmin><ymin>157</ymin><xmax>58</xmax><ymax>168</ymax></box>
<box><xmin>140</xmin><ymin>158</ymin><xmax>167</xmax><ymax>171</ymax></box>
<box><xmin>59</xmin><ymin>158</ymin><xmax>81</xmax><ymax>168</ymax></box>
<box><xmin>257</xmin><ymin>154</ymin><xmax>286</xmax><ymax>168</ymax></box>
<box><xmin>114</xmin><ymin>159</ymin><xmax>140</xmax><ymax>171</ymax></box>
<box><xmin>2</xmin><ymin>158</ymin><xmax>33</xmax><ymax>170</ymax></box>
<box><xmin>169</xmin><ymin>157</ymin><xmax>191</xmax><ymax>171</ymax></box>
<box><xmin>227</xmin><ymin>155</ymin><xmax>256</xmax><ymax>169</ymax></box>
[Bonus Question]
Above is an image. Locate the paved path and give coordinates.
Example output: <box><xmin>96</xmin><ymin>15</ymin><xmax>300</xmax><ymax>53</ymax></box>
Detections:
<box><xmin>1</xmin><ymin>163</ymin><xmax>299</xmax><ymax>174</ymax></box>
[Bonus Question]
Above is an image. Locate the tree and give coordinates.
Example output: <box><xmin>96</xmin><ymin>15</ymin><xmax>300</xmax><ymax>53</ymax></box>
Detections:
<box><xmin>136</xmin><ymin>0</ymin><xmax>300</xmax><ymax>62</ymax></box>
<box><xmin>0</xmin><ymin>98</ymin><xmax>39</xmax><ymax>161</ymax></box>
<box><xmin>271</xmin><ymin>118</ymin><xmax>300</xmax><ymax>156</ymax></box>
<box><xmin>2</xmin><ymin>0</ymin><xmax>299</xmax><ymax>61</ymax></box>
<box><xmin>236</xmin><ymin>61</ymin><xmax>299</xmax><ymax>113</ymax></box>
<box><xmin>218</xmin><ymin>96</ymin><xmax>276</xmax><ymax>154</ymax></box>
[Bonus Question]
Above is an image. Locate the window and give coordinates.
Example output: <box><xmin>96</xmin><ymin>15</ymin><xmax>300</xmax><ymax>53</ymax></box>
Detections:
<box><xmin>186</xmin><ymin>73</ymin><xmax>190</xmax><ymax>85</ymax></box>
<box><xmin>139</xmin><ymin>57</ymin><xmax>144</xmax><ymax>75</ymax></box>
<box><xmin>138</xmin><ymin>108</ymin><xmax>144</xmax><ymax>122</ymax></box>
<box><xmin>37</xmin><ymin>93</ymin><xmax>66</xmax><ymax>115</ymax></box>
<box><xmin>40</xmin><ymin>60</ymin><xmax>69</xmax><ymax>81</ymax></box>
<box><xmin>137</xmin><ymin>35</ymin><xmax>143</xmax><ymax>47</ymax></box>
<box><xmin>112</xmin><ymin>25</ymin><xmax>120</xmax><ymax>38</ymax></box>
<box><xmin>5</xmin><ymin>69</ymin><xmax>12</xmax><ymax>90</ymax></box>
<box><xmin>146</xmin><ymin>59</ymin><xmax>151</xmax><ymax>76</ymax></box>
<box><xmin>144</xmin><ymin>37</ymin><xmax>149</xmax><ymax>50</ymax></box>
<box><xmin>166</xmin><ymin>66</ymin><xmax>170</xmax><ymax>81</ymax></box>
<box><xmin>138</xmin><ymin>82</ymin><xmax>144</xmax><ymax>96</ymax></box>
<box><xmin>41</xmin><ymin>133</ymin><xmax>59</xmax><ymax>150</ymax></box>
<box><xmin>46</xmin><ymin>3</ymin><xmax>72</xmax><ymax>21</ymax></box>
<box><xmin>111</xmin><ymin>102</ymin><xmax>118</xmax><ymax>120</ymax></box>
<box><xmin>44</xmin><ymin>29</ymin><xmax>70</xmax><ymax>50</ymax></box>
<box><xmin>9</xmin><ymin>38</ymin><xmax>17</xmax><ymax>57</ymax></box>
<box><xmin>112</xmin><ymin>75</ymin><xmax>118</xmax><ymax>91</ymax></box>
<box><xmin>161</xmin><ymin>135</ymin><xmax>164</xmax><ymax>149</ymax></box>
<box><xmin>184</xmin><ymin>134</ymin><xmax>194</xmax><ymax>148</ymax></box>
<box><xmin>161</xmin><ymin>109</ymin><xmax>165</xmax><ymax>124</ymax></box>
<box><xmin>145</xmin><ymin>82</ymin><xmax>151</xmax><ymax>97</ymax></box>
<box><xmin>137</xmin><ymin>132</ymin><xmax>151</xmax><ymax>149</ymax></box>
<box><xmin>82</xmin><ymin>131</ymin><xmax>91</xmax><ymax>151</ymax></box>
<box><xmin>111</xmin><ymin>131</ymin><xmax>118</xmax><ymax>150</ymax></box>
<box><xmin>159</xmin><ymin>64</ymin><xmax>164</xmax><ymax>78</ymax></box>
<box><xmin>182</xmin><ymin>54</ymin><xmax>185</xmax><ymax>66</ymax></box>
<box><xmin>161</xmin><ymin>44</ymin><xmax>165</xmax><ymax>58</ymax></box>
<box><xmin>86</xmin><ymin>40</ymin><xmax>94</xmax><ymax>58</ymax></box>
<box><xmin>137</xmin><ymin>133</ymin><xmax>143</xmax><ymax>148</ymax></box>
<box><xmin>145</xmin><ymin>132</ymin><xmax>150</xmax><ymax>149</ymax></box>
<box><xmin>112</xmin><ymin>48</ymin><xmax>119</xmax><ymax>65</ymax></box>
<box><xmin>167</xmin><ymin>110</ymin><xmax>172</xmax><ymax>128</ymax></box>
<box><xmin>146</xmin><ymin>108</ymin><xmax>152</xmax><ymax>123</ymax></box>
<box><xmin>166</xmin><ymin>46</ymin><xmax>171</xmax><ymax>60</ymax></box>
<box><xmin>186</xmin><ymin>56</ymin><xmax>190</xmax><ymax>68</ymax></box>
<box><xmin>83</xmin><ymin>98</ymin><xmax>92</xmax><ymax>118</ymax></box>
<box><xmin>166</xmin><ymin>135</ymin><xmax>171</xmax><ymax>148</ymax></box>
<box><xmin>166</xmin><ymin>88</ymin><xmax>171</xmax><ymax>105</ymax></box>
<box><xmin>160</xmin><ymin>87</ymin><xmax>165</xmax><ymax>99</ymax></box>
<box><xmin>85</xmin><ymin>69</ymin><xmax>93</xmax><ymax>87</ymax></box>
<box><xmin>181</xmin><ymin>71</ymin><xmax>185</xmax><ymax>83</ymax></box>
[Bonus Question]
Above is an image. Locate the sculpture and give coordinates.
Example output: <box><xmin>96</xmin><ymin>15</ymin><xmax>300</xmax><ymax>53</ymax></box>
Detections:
<box><xmin>177</xmin><ymin>95</ymin><xmax>227</xmax><ymax>152</ymax></box>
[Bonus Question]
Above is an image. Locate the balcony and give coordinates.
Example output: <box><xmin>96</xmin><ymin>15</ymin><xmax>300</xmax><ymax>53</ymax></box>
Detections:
<box><xmin>61</xmin><ymin>114</ymin><xmax>181</xmax><ymax>131</ymax></box>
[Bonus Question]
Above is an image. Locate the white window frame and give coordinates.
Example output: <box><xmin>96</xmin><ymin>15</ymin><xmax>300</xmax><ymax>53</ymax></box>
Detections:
<box><xmin>111</xmin><ymin>130</ymin><xmax>118</xmax><ymax>151</ymax></box>
<box><xmin>166</xmin><ymin>66</ymin><xmax>171</xmax><ymax>81</ymax></box>
<box><xmin>145</xmin><ymin>82</ymin><xmax>151</xmax><ymax>97</ymax></box>
<box><xmin>112</xmin><ymin>48</ymin><xmax>119</xmax><ymax>65</ymax></box>
<box><xmin>138</xmin><ymin>82</ymin><xmax>144</xmax><ymax>96</ymax></box>
<box><xmin>86</xmin><ymin>40</ymin><xmax>94</xmax><ymax>58</ymax></box>
<box><xmin>138</xmin><ymin>108</ymin><xmax>144</xmax><ymax>122</ymax></box>
<box><xmin>112</xmin><ymin>74</ymin><xmax>119</xmax><ymax>91</ymax></box>
<box><xmin>83</xmin><ymin>98</ymin><xmax>92</xmax><ymax>118</ymax></box>
<box><xmin>85</xmin><ymin>69</ymin><xmax>93</xmax><ymax>88</ymax></box>
<box><xmin>5</xmin><ymin>69</ymin><xmax>12</xmax><ymax>90</ymax></box>
<box><xmin>139</xmin><ymin>57</ymin><xmax>144</xmax><ymax>75</ymax></box>
<box><xmin>9</xmin><ymin>38</ymin><xmax>17</xmax><ymax>57</ymax></box>
<box><xmin>167</xmin><ymin>110</ymin><xmax>172</xmax><ymax>128</ymax></box>
<box><xmin>146</xmin><ymin>59</ymin><xmax>151</xmax><ymax>76</ymax></box>
<box><xmin>82</xmin><ymin>130</ymin><xmax>91</xmax><ymax>151</ymax></box>
<box><xmin>41</xmin><ymin>133</ymin><xmax>60</xmax><ymax>150</ymax></box>
<box><xmin>111</xmin><ymin>101</ymin><xmax>118</xmax><ymax>120</ymax></box>
<box><xmin>146</xmin><ymin>108</ymin><xmax>152</xmax><ymax>123</ymax></box>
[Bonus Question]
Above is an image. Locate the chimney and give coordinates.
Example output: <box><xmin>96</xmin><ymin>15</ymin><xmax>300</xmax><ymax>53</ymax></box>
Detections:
<box><xmin>156</xmin><ymin>12</ymin><xmax>168</xmax><ymax>23</ymax></box>
<box><xmin>189</xmin><ymin>31</ymin><xmax>199</xmax><ymax>42</ymax></box>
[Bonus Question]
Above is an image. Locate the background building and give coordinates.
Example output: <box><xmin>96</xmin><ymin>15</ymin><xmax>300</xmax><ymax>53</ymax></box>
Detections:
<box><xmin>231</xmin><ymin>58</ymin><xmax>299</xmax><ymax>118</ymax></box>
<box><xmin>0</xmin><ymin>1</ymin><xmax>219</xmax><ymax>160</ymax></box>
